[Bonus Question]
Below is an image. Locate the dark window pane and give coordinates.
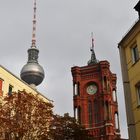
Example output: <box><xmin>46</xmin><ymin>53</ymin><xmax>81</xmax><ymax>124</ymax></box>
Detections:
<box><xmin>132</xmin><ymin>46</ymin><xmax>139</xmax><ymax>63</ymax></box>
<box><xmin>8</xmin><ymin>85</ymin><xmax>13</xmax><ymax>96</ymax></box>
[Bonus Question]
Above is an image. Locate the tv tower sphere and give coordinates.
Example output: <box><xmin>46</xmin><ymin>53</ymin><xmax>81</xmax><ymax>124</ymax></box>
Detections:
<box><xmin>20</xmin><ymin>48</ymin><xmax>45</xmax><ymax>86</ymax></box>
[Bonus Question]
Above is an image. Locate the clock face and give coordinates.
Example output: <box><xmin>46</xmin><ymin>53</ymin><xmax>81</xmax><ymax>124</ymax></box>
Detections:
<box><xmin>86</xmin><ymin>84</ymin><xmax>97</xmax><ymax>95</ymax></box>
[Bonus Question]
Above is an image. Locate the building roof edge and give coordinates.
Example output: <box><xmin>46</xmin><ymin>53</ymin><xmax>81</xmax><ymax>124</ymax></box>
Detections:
<box><xmin>118</xmin><ymin>19</ymin><xmax>140</xmax><ymax>48</ymax></box>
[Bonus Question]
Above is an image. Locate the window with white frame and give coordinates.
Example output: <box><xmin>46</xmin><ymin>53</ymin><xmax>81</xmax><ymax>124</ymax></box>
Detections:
<box><xmin>131</xmin><ymin>45</ymin><xmax>139</xmax><ymax>64</ymax></box>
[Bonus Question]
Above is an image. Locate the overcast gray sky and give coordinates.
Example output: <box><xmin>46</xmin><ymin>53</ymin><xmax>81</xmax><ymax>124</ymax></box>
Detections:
<box><xmin>0</xmin><ymin>0</ymin><xmax>139</xmax><ymax>138</ymax></box>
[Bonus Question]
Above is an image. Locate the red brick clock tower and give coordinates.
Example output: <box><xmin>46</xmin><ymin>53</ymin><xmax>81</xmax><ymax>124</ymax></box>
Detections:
<box><xmin>71</xmin><ymin>38</ymin><xmax>121</xmax><ymax>140</ymax></box>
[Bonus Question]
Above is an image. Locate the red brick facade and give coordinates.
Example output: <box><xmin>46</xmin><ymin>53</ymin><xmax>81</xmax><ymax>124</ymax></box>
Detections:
<box><xmin>71</xmin><ymin>60</ymin><xmax>121</xmax><ymax>140</ymax></box>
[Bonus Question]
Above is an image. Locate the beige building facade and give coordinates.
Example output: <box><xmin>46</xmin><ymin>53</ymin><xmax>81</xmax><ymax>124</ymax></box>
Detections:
<box><xmin>0</xmin><ymin>65</ymin><xmax>49</xmax><ymax>103</ymax></box>
<box><xmin>118</xmin><ymin>2</ymin><xmax>140</xmax><ymax>139</ymax></box>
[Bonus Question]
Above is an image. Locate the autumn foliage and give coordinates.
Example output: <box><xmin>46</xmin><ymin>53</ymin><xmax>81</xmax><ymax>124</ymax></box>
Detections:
<box><xmin>0</xmin><ymin>91</ymin><xmax>53</xmax><ymax>140</ymax></box>
<box><xmin>0</xmin><ymin>91</ymin><xmax>93</xmax><ymax>140</ymax></box>
<box><xmin>48</xmin><ymin>113</ymin><xmax>93</xmax><ymax>140</ymax></box>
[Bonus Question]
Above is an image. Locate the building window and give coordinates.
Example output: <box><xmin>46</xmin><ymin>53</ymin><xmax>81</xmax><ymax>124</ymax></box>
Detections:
<box><xmin>74</xmin><ymin>83</ymin><xmax>77</xmax><ymax>95</ymax></box>
<box><xmin>115</xmin><ymin>112</ymin><xmax>119</xmax><ymax>130</ymax></box>
<box><xmin>78</xmin><ymin>106</ymin><xmax>81</xmax><ymax>124</ymax></box>
<box><xmin>131</xmin><ymin>45</ymin><xmax>139</xmax><ymax>64</ymax></box>
<box><xmin>74</xmin><ymin>82</ymin><xmax>80</xmax><ymax>96</ymax></box>
<box><xmin>94</xmin><ymin>100</ymin><xmax>100</xmax><ymax>124</ymax></box>
<box><xmin>74</xmin><ymin>106</ymin><xmax>81</xmax><ymax>124</ymax></box>
<box><xmin>77</xmin><ymin>82</ymin><xmax>80</xmax><ymax>95</ymax></box>
<box><xmin>88</xmin><ymin>101</ymin><xmax>92</xmax><ymax>127</ymax></box>
<box><xmin>8</xmin><ymin>85</ymin><xmax>13</xmax><ymax>96</ymax></box>
<box><xmin>105</xmin><ymin>101</ymin><xmax>110</xmax><ymax>120</ymax></box>
<box><xmin>112</xmin><ymin>89</ymin><xmax>117</xmax><ymax>102</ymax></box>
<box><xmin>136</xmin><ymin>85</ymin><xmax>140</xmax><ymax>106</ymax></box>
<box><xmin>103</xmin><ymin>76</ymin><xmax>107</xmax><ymax>90</ymax></box>
<box><xmin>74</xmin><ymin>107</ymin><xmax>78</xmax><ymax>120</ymax></box>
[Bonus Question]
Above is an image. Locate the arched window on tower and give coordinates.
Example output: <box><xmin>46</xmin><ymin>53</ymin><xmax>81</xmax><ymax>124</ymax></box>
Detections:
<box><xmin>74</xmin><ymin>107</ymin><xmax>78</xmax><ymax>120</ymax></box>
<box><xmin>88</xmin><ymin>101</ymin><xmax>92</xmax><ymax>127</ymax></box>
<box><xmin>94</xmin><ymin>100</ymin><xmax>99</xmax><ymax>124</ymax></box>
<box><xmin>115</xmin><ymin>112</ymin><xmax>119</xmax><ymax>130</ymax></box>
<box><xmin>74</xmin><ymin>82</ymin><xmax>80</xmax><ymax>96</ymax></box>
<box><xmin>77</xmin><ymin>82</ymin><xmax>80</xmax><ymax>95</ymax></box>
<box><xmin>74</xmin><ymin>106</ymin><xmax>81</xmax><ymax>124</ymax></box>
<box><xmin>107</xmin><ymin>82</ymin><xmax>111</xmax><ymax>92</ymax></box>
<box><xmin>78</xmin><ymin>106</ymin><xmax>81</xmax><ymax>124</ymax></box>
<box><xmin>74</xmin><ymin>83</ymin><xmax>77</xmax><ymax>96</ymax></box>
<box><xmin>103</xmin><ymin>76</ymin><xmax>107</xmax><ymax>90</ymax></box>
<box><xmin>112</xmin><ymin>89</ymin><xmax>117</xmax><ymax>102</ymax></box>
<box><xmin>105</xmin><ymin>101</ymin><xmax>110</xmax><ymax>120</ymax></box>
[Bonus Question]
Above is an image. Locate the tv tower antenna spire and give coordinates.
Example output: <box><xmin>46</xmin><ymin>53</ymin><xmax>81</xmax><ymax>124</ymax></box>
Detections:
<box><xmin>32</xmin><ymin>0</ymin><xmax>37</xmax><ymax>47</ymax></box>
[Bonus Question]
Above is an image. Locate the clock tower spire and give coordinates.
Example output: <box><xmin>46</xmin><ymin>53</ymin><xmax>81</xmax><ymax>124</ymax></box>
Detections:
<box><xmin>88</xmin><ymin>33</ymin><xmax>98</xmax><ymax>65</ymax></box>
